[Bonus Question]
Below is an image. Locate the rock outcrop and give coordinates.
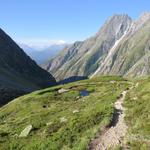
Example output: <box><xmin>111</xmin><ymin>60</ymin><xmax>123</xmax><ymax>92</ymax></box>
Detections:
<box><xmin>19</xmin><ymin>125</ymin><xmax>33</xmax><ymax>137</ymax></box>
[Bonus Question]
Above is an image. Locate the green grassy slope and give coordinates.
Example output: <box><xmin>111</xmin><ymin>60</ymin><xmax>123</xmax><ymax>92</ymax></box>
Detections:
<box><xmin>124</xmin><ymin>79</ymin><xmax>150</xmax><ymax>149</ymax></box>
<box><xmin>0</xmin><ymin>76</ymin><xmax>129</xmax><ymax>150</ymax></box>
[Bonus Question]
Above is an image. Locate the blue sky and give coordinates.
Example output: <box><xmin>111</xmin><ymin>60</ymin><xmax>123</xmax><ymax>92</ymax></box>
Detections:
<box><xmin>0</xmin><ymin>0</ymin><xmax>149</xmax><ymax>45</ymax></box>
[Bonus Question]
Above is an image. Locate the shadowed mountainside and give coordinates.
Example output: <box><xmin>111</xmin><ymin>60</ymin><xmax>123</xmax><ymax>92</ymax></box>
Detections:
<box><xmin>0</xmin><ymin>28</ymin><xmax>56</xmax><ymax>106</ymax></box>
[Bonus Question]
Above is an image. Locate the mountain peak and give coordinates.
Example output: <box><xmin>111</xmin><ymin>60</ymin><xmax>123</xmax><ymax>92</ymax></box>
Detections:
<box><xmin>139</xmin><ymin>12</ymin><xmax>150</xmax><ymax>21</ymax></box>
<box><xmin>95</xmin><ymin>13</ymin><xmax>132</xmax><ymax>38</ymax></box>
<box><xmin>109</xmin><ymin>14</ymin><xmax>132</xmax><ymax>22</ymax></box>
<box><xmin>112</xmin><ymin>14</ymin><xmax>130</xmax><ymax>18</ymax></box>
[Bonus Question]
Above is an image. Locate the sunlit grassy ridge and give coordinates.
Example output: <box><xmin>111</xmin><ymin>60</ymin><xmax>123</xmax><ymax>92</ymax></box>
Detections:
<box><xmin>0</xmin><ymin>76</ymin><xmax>129</xmax><ymax>150</ymax></box>
<box><xmin>124</xmin><ymin>79</ymin><xmax>150</xmax><ymax>149</ymax></box>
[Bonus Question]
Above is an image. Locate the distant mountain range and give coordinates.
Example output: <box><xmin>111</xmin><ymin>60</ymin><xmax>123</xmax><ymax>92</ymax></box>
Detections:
<box><xmin>19</xmin><ymin>43</ymin><xmax>67</xmax><ymax>64</ymax></box>
<box><xmin>42</xmin><ymin>12</ymin><xmax>150</xmax><ymax>81</ymax></box>
<box><xmin>0</xmin><ymin>28</ymin><xmax>56</xmax><ymax>106</ymax></box>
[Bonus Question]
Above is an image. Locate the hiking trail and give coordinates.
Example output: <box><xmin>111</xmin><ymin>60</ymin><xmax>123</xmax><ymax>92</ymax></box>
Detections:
<box><xmin>89</xmin><ymin>90</ymin><xmax>128</xmax><ymax>150</ymax></box>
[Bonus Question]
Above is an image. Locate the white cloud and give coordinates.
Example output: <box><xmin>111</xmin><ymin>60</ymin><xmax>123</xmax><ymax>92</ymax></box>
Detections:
<box><xmin>16</xmin><ymin>38</ymin><xmax>67</xmax><ymax>51</ymax></box>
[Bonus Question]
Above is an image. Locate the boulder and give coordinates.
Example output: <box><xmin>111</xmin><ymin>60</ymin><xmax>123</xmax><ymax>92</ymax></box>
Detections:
<box><xmin>60</xmin><ymin>117</ymin><xmax>67</xmax><ymax>123</ymax></box>
<box><xmin>58</xmin><ymin>88</ymin><xmax>69</xmax><ymax>94</ymax></box>
<box><xmin>19</xmin><ymin>125</ymin><xmax>32</xmax><ymax>137</ymax></box>
<box><xmin>73</xmin><ymin>109</ymin><xmax>79</xmax><ymax>114</ymax></box>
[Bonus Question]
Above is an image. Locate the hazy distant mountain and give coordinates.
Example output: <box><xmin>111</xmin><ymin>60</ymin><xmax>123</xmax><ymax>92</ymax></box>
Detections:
<box><xmin>19</xmin><ymin>43</ymin><xmax>67</xmax><ymax>64</ymax></box>
<box><xmin>0</xmin><ymin>28</ymin><xmax>56</xmax><ymax>106</ymax></box>
<box><xmin>42</xmin><ymin>12</ymin><xmax>150</xmax><ymax>81</ymax></box>
<box><xmin>18</xmin><ymin>43</ymin><xmax>36</xmax><ymax>54</ymax></box>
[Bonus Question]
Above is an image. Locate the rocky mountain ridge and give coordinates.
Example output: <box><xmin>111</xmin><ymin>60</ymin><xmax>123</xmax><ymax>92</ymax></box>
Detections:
<box><xmin>42</xmin><ymin>12</ymin><xmax>150</xmax><ymax>81</ymax></box>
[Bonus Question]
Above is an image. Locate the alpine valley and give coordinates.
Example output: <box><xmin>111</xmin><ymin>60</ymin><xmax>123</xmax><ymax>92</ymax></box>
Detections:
<box><xmin>0</xmin><ymin>12</ymin><xmax>150</xmax><ymax>150</ymax></box>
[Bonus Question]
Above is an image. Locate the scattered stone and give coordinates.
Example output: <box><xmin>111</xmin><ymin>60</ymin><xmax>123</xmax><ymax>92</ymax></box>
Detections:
<box><xmin>133</xmin><ymin>97</ymin><xmax>137</xmax><ymax>100</ymax></box>
<box><xmin>110</xmin><ymin>81</ymin><xmax>116</xmax><ymax>84</ymax></box>
<box><xmin>58</xmin><ymin>88</ymin><xmax>69</xmax><ymax>94</ymax></box>
<box><xmin>76</xmin><ymin>96</ymin><xmax>80</xmax><ymax>100</ymax></box>
<box><xmin>46</xmin><ymin>122</ymin><xmax>53</xmax><ymax>126</ymax></box>
<box><xmin>73</xmin><ymin>109</ymin><xmax>79</xmax><ymax>114</ymax></box>
<box><xmin>19</xmin><ymin>125</ymin><xmax>32</xmax><ymax>137</ymax></box>
<box><xmin>135</xmin><ymin>82</ymin><xmax>139</xmax><ymax>88</ymax></box>
<box><xmin>60</xmin><ymin>117</ymin><xmax>67</xmax><ymax>123</ymax></box>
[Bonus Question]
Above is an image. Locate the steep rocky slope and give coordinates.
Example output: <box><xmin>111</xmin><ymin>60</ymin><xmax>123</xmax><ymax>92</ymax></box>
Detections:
<box><xmin>43</xmin><ymin>13</ymin><xmax>150</xmax><ymax>81</ymax></box>
<box><xmin>0</xmin><ymin>28</ymin><xmax>56</xmax><ymax>106</ymax></box>
<box><xmin>92</xmin><ymin>12</ymin><xmax>150</xmax><ymax>78</ymax></box>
